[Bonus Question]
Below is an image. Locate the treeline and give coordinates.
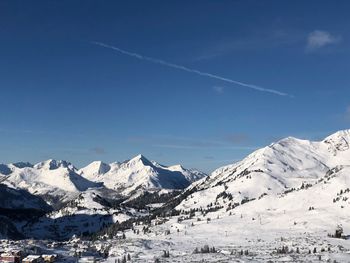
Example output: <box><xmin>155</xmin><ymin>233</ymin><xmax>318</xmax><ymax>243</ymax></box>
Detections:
<box><xmin>0</xmin><ymin>208</ymin><xmax>48</xmax><ymax>221</ymax></box>
<box><xmin>89</xmin><ymin>187</ymin><xmax>199</xmax><ymax>240</ymax></box>
<box><xmin>124</xmin><ymin>190</ymin><xmax>182</xmax><ymax>210</ymax></box>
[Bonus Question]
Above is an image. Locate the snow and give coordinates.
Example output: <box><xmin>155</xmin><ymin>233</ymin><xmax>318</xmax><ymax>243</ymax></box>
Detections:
<box><xmin>22</xmin><ymin>187</ymin><xmax>137</xmax><ymax>240</ymax></box>
<box><xmin>79</xmin><ymin>161</ymin><xmax>111</xmax><ymax>181</ymax></box>
<box><xmin>79</xmin><ymin>154</ymin><xmax>207</xmax><ymax>195</ymax></box>
<box><xmin>1</xmin><ymin>160</ymin><xmax>100</xmax><ymax>206</ymax></box>
<box><xmin>98</xmin><ymin>165</ymin><xmax>350</xmax><ymax>262</ymax></box>
<box><xmin>1</xmin><ymin>130</ymin><xmax>350</xmax><ymax>261</ymax></box>
<box><xmin>177</xmin><ymin>129</ymin><xmax>350</xmax><ymax>212</ymax></box>
<box><xmin>0</xmin><ymin>155</ymin><xmax>206</xmax><ymax>205</ymax></box>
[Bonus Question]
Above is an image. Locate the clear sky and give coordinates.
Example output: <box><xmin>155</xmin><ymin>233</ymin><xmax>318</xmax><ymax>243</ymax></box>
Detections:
<box><xmin>0</xmin><ymin>1</ymin><xmax>349</xmax><ymax>172</ymax></box>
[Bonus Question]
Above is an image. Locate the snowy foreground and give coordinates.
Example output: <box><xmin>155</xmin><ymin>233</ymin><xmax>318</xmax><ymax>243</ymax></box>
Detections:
<box><xmin>103</xmin><ymin>226</ymin><xmax>350</xmax><ymax>262</ymax></box>
<box><xmin>8</xmin><ymin>205</ymin><xmax>350</xmax><ymax>262</ymax></box>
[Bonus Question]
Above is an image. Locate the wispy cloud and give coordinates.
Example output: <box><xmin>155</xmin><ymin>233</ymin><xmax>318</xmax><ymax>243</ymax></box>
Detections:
<box><xmin>193</xmin><ymin>29</ymin><xmax>303</xmax><ymax>61</ymax></box>
<box><xmin>90</xmin><ymin>147</ymin><xmax>106</xmax><ymax>155</ymax></box>
<box><xmin>126</xmin><ymin>136</ymin><xmax>146</xmax><ymax>143</ymax></box>
<box><xmin>213</xmin><ymin>86</ymin><xmax>224</xmax><ymax>94</ymax></box>
<box><xmin>0</xmin><ymin>127</ymin><xmax>45</xmax><ymax>135</ymax></box>
<box><xmin>306</xmin><ymin>30</ymin><xmax>341</xmax><ymax>51</ymax></box>
<box><xmin>127</xmin><ymin>134</ymin><xmax>258</xmax><ymax>151</ymax></box>
<box><xmin>224</xmin><ymin>133</ymin><xmax>250</xmax><ymax>144</ymax></box>
<box><xmin>91</xmin><ymin>41</ymin><xmax>291</xmax><ymax>97</ymax></box>
<box><xmin>152</xmin><ymin>144</ymin><xmax>257</xmax><ymax>150</ymax></box>
<box><xmin>193</xmin><ymin>158</ymin><xmax>241</xmax><ymax>165</ymax></box>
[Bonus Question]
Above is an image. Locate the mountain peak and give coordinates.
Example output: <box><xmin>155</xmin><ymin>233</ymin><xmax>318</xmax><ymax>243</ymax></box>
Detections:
<box><xmin>168</xmin><ymin>164</ymin><xmax>185</xmax><ymax>171</ymax></box>
<box><xmin>324</xmin><ymin>129</ymin><xmax>350</xmax><ymax>141</ymax></box>
<box><xmin>178</xmin><ymin>129</ymin><xmax>350</xmax><ymax>216</ymax></box>
<box><xmin>34</xmin><ymin>159</ymin><xmax>75</xmax><ymax>170</ymax></box>
<box><xmin>273</xmin><ymin>136</ymin><xmax>307</xmax><ymax>146</ymax></box>
<box><xmin>79</xmin><ymin>154</ymin><xmax>206</xmax><ymax>195</ymax></box>
<box><xmin>323</xmin><ymin>129</ymin><xmax>350</xmax><ymax>152</ymax></box>
<box><xmin>11</xmin><ymin>162</ymin><xmax>33</xmax><ymax>169</ymax></box>
<box><xmin>80</xmin><ymin>161</ymin><xmax>111</xmax><ymax>177</ymax></box>
<box><xmin>132</xmin><ymin>154</ymin><xmax>146</xmax><ymax>161</ymax></box>
<box><xmin>127</xmin><ymin>154</ymin><xmax>153</xmax><ymax>166</ymax></box>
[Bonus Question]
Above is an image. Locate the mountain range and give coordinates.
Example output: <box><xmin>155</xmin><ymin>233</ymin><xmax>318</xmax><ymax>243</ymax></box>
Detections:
<box><xmin>0</xmin><ymin>155</ymin><xmax>207</xmax><ymax>207</ymax></box>
<box><xmin>1</xmin><ymin>129</ymin><xmax>350</xmax><ymax>242</ymax></box>
<box><xmin>78</xmin><ymin>154</ymin><xmax>207</xmax><ymax>195</ymax></box>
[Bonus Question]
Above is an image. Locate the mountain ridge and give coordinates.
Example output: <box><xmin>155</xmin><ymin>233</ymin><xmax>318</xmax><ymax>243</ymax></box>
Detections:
<box><xmin>0</xmin><ymin>154</ymin><xmax>207</xmax><ymax>205</ymax></box>
<box><xmin>177</xmin><ymin>129</ymin><xmax>350</xmax><ymax>211</ymax></box>
<box><xmin>79</xmin><ymin>154</ymin><xmax>207</xmax><ymax>195</ymax></box>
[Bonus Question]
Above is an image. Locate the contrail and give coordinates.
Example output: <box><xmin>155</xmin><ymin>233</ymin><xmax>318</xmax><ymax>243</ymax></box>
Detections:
<box><xmin>91</xmin><ymin>41</ymin><xmax>291</xmax><ymax>97</ymax></box>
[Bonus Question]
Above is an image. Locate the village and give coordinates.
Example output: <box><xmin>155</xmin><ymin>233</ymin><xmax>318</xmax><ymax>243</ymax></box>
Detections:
<box><xmin>0</xmin><ymin>239</ymin><xmax>110</xmax><ymax>263</ymax></box>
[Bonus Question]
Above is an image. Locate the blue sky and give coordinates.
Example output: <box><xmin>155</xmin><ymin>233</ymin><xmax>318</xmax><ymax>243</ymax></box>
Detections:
<box><xmin>0</xmin><ymin>1</ymin><xmax>349</xmax><ymax>172</ymax></box>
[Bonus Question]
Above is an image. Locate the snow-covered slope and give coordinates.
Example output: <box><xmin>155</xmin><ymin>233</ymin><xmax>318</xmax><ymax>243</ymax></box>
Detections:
<box><xmin>161</xmin><ymin>164</ymin><xmax>207</xmax><ymax>183</ymax></box>
<box><xmin>101</xmin><ymin>132</ymin><xmax>350</xmax><ymax>262</ymax></box>
<box><xmin>79</xmin><ymin>161</ymin><xmax>112</xmax><ymax>181</ymax></box>
<box><xmin>22</xmin><ymin>187</ymin><xmax>139</xmax><ymax>240</ymax></box>
<box><xmin>79</xmin><ymin>155</ymin><xmax>207</xmax><ymax>195</ymax></box>
<box><xmin>177</xmin><ymin>129</ymin><xmax>350</xmax><ymax>211</ymax></box>
<box><xmin>118</xmin><ymin>165</ymin><xmax>350</xmax><ymax>262</ymax></box>
<box><xmin>0</xmin><ymin>159</ymin><xmax>100</xmax><ymax>206</ymax></box>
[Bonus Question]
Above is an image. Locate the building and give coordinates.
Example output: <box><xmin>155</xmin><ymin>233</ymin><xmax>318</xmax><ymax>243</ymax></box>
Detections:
<box><xmin>22</xmin><ymin>255</ymin><xmax>42</xmax><ymax>263</ymax></box>
<box><xmin>42</xmin><ymin>254</ymin><xmax>57</xmax><ymax>263</ymax></box>
<box><xmin>0</xmin><ymin>253</ymin><xmax>20</xmax><ymax>263</ymax></box>
<box><xmin>78</xmin><ymin>256</ymin><xmax>97</xmax><ymax>263</ymax></box>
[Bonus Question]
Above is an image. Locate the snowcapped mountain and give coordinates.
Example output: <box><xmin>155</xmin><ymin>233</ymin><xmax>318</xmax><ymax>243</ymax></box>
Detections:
<box><xmin>0</xmin><ymin>155</ymin><xmax>206</xmax><ymax>210</ymax></box>
<box><xmin>0</xmin><ymin>159</ymin><xmax>100</xmax><ymax>207</ymax></box>
<box><xmin>33</xmin><ymin>159</ymin><xmax>74</xmax><ymax>170</ymax></box>
<box><xmin>22</xmin><ymin>188</ymin><xmax>133</xmax><ymax>240</ymax></box>
<box><xmin>323</xmin><ymin>129</ymin><xmax>350</xmax><ymax>157</ymax></box>
<box><xmin>79</xmin><ymin>154</ymin><xmax>207</xmax><ymax>195</ymax></box>
<box><xmin>177</xmin><ymin>129</ymin><xmax>350</xmax><ymax>211</ymax></box>
<box><xmin>79</xmin><ymin>161</ymin><xmax>112</xmax><ymax>181</ymax></box>
<box><xmin>128</xmin><ymin>164</ymin><xmax>350</xmax><ymax>262</ymax></box>
<box><xmin>159</xmin><ymin>164</ymin><xmax>207</xmax><ymax>183</ymax></box>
